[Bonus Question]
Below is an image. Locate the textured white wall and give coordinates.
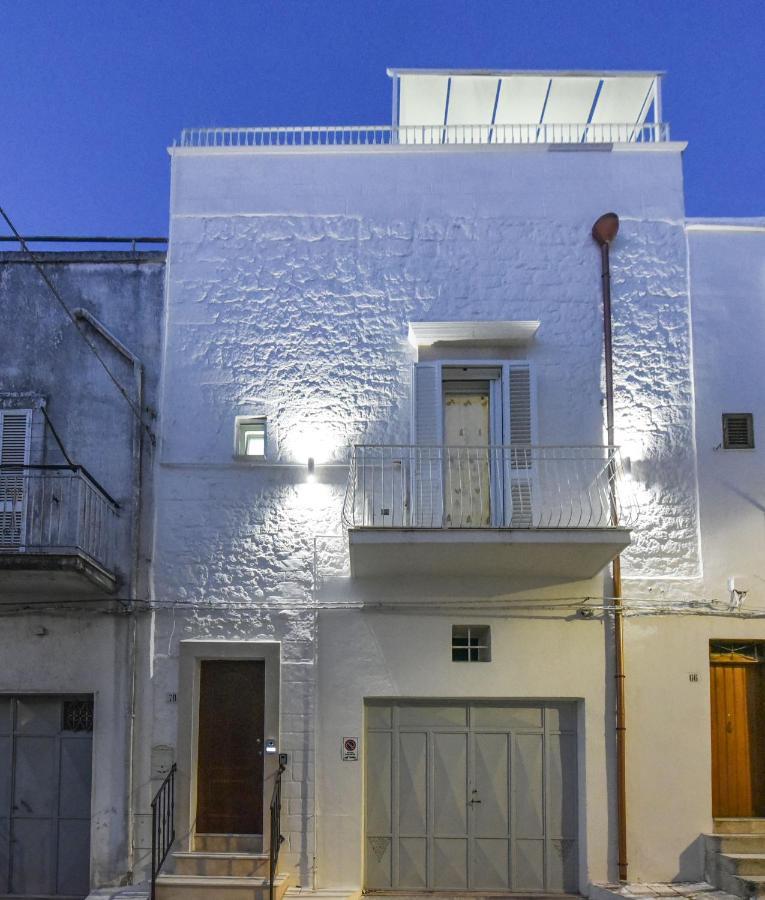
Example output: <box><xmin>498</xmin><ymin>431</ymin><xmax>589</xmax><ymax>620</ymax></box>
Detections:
<box><xmin>156</xmin><ymin>144</ymin><xmax>703</xmax><ymax>887</ymax></box>
<box><xmin>688</xmin><ymin>226</ymin><xmax>765</xmax><ymax>601</ymax></box>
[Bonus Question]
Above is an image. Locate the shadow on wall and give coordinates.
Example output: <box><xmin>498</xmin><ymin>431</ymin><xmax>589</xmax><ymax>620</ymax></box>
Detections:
<box><xmin>676</xmin><ymin>834</ymin><xmax>706</xmax><ymax>884</ymax></box>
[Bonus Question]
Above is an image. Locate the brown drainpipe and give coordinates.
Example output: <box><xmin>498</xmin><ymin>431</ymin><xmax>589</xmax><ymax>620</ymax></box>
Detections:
<box><xmin>592</xmin><ymin>212</ymin><xmax>628</xmax><ymax>883</ymax></box>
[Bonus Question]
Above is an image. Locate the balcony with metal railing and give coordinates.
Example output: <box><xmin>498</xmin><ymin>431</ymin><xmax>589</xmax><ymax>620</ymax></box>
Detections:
<box><xmin>343</xmin><ymin>445</ymin><xmax>634</xmax><ymax>580</ymax></box>
<box><xmin>0</xmin><ymin>465</ymin><xmax>120</xmax><ymax>597</ymax></box>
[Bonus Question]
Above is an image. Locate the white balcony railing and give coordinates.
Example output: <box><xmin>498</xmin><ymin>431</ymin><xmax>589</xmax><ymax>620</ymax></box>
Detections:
<box><xmin>0</xmin><ymin>465</ymin><xmax>119</xmax><ymax>575</ymax></box>
<box><xmin>179</xmin><ymin>121</ymin><xmax>669</xmax><ymax>149</ymax></box>
<box><xmin>343</xmin><ymin>445</ymin><xmax>635</xmax><ymax>531</ymax></box>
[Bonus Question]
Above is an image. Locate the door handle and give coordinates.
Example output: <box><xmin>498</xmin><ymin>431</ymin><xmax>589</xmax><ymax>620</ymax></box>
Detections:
<box><xmin>469</xmin><ymin>799</ymin><xmax>482</xmax><ymax>804</ymax></box>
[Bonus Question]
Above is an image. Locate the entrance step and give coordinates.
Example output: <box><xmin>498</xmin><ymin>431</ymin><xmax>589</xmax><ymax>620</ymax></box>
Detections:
<box><xmin>706</xmin><ymin>826</ymin><xmax>765</xmax><ymax>899</ymax></box>
<box><xmin>155</xmin><ymin>873</ymin><xmax>289</xmax><ymax>900</ymax></box>
<box><xmin>707</xmin><ymin>835</ymin><xmax>765</xmax><ymax>854</ymax></box>
<box><xmin>173</xmin><ymin>850</ymin><xmax>269</xmax><ymax>878</ymax></box>
<box><xmin>193</xmin><ymin>833</ymin><xmax>263</xmax><ymax>853</ymax></box>
<box><xmin>716</xmin><ymin>820</ymin><xmax>765</xmax><ymax>835</ymax></box>
<box><xmin>718</xmin><ymin>855</ymin><xmax>765</xmax><ymax>878</ymax></box>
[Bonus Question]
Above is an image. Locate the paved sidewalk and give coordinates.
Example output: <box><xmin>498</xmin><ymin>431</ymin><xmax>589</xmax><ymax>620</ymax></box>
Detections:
<box><xmin>591</xmin><ymin>882</ymin><xmax>739</xmax><ymax>900</ymax></box>
<box><xmin>86</xmin><ymin>884</ymin><xmax>150</xmax><ymax>900</ymax></box>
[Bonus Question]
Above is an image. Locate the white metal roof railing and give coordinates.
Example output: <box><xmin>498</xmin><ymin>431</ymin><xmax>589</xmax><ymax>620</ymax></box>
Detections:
<box><xmin>178</xmin><ymin>120</ymin><xmax>669</xmax><ymax>148</ymax></box>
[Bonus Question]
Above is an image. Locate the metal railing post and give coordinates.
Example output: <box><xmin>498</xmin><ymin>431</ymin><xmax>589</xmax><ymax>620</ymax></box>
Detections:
<box><xmin>150</xmin><ymin>762</ymin><xmax>176</xmax><ymax>900</ymax></box>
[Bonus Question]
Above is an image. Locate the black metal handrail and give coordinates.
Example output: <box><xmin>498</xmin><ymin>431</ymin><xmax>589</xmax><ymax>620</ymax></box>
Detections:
<box><xmin>151</xmin><ymin>763</ymin><xmax>176</xmax><ymax>900</ymax></box>
<box><xmin>269</xmin><ymin>762</ymin><xmax>286</xmax><ymax>900</ymax></box>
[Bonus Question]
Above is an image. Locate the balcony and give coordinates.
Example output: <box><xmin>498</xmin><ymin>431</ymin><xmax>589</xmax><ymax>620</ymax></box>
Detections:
<box><xmin>0</xmin><ymin>465</ymin><xmax>120</xmax><ymax>598</ymax></box>
<box><xmin>343</xmin><ymin>445</ymin><xmax>634</xmax><ymax>580</ymax></box>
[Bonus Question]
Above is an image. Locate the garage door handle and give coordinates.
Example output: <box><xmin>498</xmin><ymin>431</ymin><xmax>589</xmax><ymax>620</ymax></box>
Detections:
<box><xmin>469</xmin><ymin>799</ymin><xmax>482</xmax><ymax>804</ymax></box>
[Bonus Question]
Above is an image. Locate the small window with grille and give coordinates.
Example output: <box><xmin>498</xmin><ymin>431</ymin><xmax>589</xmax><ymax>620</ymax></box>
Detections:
<box><xmin>722</xmin><ymin>413</ymin><xmax>754</xmax><ymax>450</ymax></box>
<box><xmin>62</xmin><ymin>699</ymin><xmax>94</xmax><ymax>733</ymax></box>
<box><xmin>452</xmin><ymin>625</ymin><xmax>491</xmax><ymax>662</ymax></box>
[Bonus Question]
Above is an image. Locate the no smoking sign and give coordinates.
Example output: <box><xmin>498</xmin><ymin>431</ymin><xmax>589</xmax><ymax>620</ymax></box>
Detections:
<box><xmin>342</xmin><ymin>736</ymin><xmax>359</xmax><ymax>761</ymax></box>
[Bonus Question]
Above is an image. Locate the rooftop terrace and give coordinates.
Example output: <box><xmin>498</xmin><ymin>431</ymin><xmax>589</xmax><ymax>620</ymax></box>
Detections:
<box><xmin>178</xmin><ymin>69</ymin><xmax>669</xmax><ymax>149</ymax></box>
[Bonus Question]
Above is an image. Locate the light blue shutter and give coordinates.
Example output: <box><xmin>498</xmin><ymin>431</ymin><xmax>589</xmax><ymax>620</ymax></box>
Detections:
<box><xmin>0</xmin><ymin>410</ymin><xmax>31</xmax><ymax>547</ymax></box>
<box><xmin>411</xmin><ymin>363</ymin><xmax>443</xmax><ymax>526</ymax></box>
<box><xmin>504</xmin><ymin>364</ymin><xmax>533</xmax><ymax>527</ymax></box>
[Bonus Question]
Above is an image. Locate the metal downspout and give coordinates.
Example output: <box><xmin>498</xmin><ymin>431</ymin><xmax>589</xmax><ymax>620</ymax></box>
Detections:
<box><xmin>73</xmin><ymin>308</ymin><xmax>145</xmax><ymax>882</ymax></box>
<box><xmin>591</xmin><ymin>215</ymin><xmax>628</xmax><ymax>883</ymax></box>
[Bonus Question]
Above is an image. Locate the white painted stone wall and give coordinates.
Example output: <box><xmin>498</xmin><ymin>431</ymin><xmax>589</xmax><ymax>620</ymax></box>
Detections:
<box><xmin>156</xmin><ymin>143</ymin><xmax>706</xmax><ymax>889</ymax></box>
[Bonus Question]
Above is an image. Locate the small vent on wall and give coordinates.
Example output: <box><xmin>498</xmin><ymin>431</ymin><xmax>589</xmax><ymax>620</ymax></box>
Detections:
<box><xmin>62</xmin><ymin>699</ymin><xmax>94</xmax><ymax>733</ymax></box>
<box><xmin>452</xmin><ymin>625</ymin><xmax>491</xmax><ymax>662</ymax></box>
<box><xmin>722</xmin><ymin>413</ymin><xmax>754</xmax><ymax>450</ymax></box>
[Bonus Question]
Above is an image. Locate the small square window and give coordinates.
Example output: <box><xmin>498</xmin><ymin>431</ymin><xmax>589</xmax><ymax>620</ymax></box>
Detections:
<box><xmin>236</xmin><ymin>417</ymin><xmax>267</xmax><ymax>458</ymax></box>
<box><xmin>722</xmin><ymin>413</ymin><xmax>754</xmax><ymax>450</ymax></box>
<box><xmin>452</xmin><ymin>625</ymin><xmax>491</xmax><ymax>662</ymax></box>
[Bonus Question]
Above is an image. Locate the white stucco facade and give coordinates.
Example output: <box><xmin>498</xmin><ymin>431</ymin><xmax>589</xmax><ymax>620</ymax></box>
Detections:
<box><xmin>144</xmin><ymin>131</ymin><xmax>765</xmax><ymax>895</ymax></box>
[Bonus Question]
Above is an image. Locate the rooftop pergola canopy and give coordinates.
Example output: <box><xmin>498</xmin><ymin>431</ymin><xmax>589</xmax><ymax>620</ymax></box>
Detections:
<box><xmin>388</xmin><ymin>70</ymin><xmax>665</xmax><ymax>144</ymax></box>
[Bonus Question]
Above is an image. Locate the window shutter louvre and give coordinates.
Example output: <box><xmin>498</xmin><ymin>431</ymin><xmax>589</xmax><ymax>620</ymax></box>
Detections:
<box><xmin>413</xmin><ymin>363</ymin><xmax>440</xmax><ymax>446</ymax></box>
<box><xmin>508</xmin><ymin>365</ymin><xmax>532</xmax><ymax>445</ymax></box>
<box><xmin>506</xmin><ymin>365</ymin><xmax>533</xmax><ymax>526</ymax></box>
<box><xmin>412</xmin><ymin>363</ymin><xmax>443</xmax><ymax>526</ymax></box>
<box><xmin>0</xmin><ymin>410</ymin><xmax>31</xmax><ymax>547</ymax></box>
<box><xmin>1</xmin><ymin>411</ymin><xmax>31</xmax><ymax>465</ymax></box>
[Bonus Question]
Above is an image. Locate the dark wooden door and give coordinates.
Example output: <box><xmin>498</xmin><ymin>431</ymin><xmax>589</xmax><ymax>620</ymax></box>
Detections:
<box><xmin>711</xmin><ymin>655</ymin><xmax>765</xmax><ymax>817</ymax></box>
<box><xmin>196</xmin><ymin>660</ymin><xmax>265</xmax><ymax>834</ymax></box>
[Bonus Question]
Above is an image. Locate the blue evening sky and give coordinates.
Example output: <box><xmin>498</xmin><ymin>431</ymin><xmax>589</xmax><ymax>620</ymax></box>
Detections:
<box><xmin>2</xmin><ymin>1</ymin><xmax>763</xmax><ymax>237</ymax></box>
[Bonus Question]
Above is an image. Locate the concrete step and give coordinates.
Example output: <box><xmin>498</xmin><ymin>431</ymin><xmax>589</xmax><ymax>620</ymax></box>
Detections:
<box><xmin>707</xmin><ymin>835</ymin><xmax>765</xmax><ymax>854</ymax></box>
<box><xmin>716</xmin><ymin>820</ymin><xmax>765</xmax><ymax>835</ymax></box>
<box><xmin>713</xmin><ymin>870</ymin><xmax>765</xmax><ymax>899</ymax></box>
<box><xmin>719</xmin><ymin>855</ymin><xmax>765</xmax><ymax>878</ymax></box>
<box><xmin>193</xmin><ymin>833</ymin><xmax>263</xmax><ymax>853</ymax></box>
<box><xmin>173</xmin><ymin>850</ymin><xmax>269</xmax><ymax>877</ymax></box>
<box><xmin>156</xmin><ymin>873</ymin><xmax>289</xmax><ymax>900</ymax></box>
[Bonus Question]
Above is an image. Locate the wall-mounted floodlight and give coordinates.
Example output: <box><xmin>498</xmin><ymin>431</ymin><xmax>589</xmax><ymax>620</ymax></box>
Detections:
<box><xmin>306</xmin><ymin>457</ymin><xmax>316</xmax><ymax>483</ymax></box>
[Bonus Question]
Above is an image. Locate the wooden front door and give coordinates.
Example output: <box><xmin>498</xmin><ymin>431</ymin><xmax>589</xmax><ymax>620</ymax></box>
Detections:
<box><xmin>710</xmin><ymin>645</ymin><xmax>765</xmax><ymax>817</ymax></box>
<box><xmin>196</xmin><ymin>660</ymin><xmax>265</xmax><ymax>834</ymax></box>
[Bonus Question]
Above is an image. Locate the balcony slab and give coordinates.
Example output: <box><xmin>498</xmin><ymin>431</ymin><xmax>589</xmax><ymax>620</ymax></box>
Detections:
<box><xmin>0</xmin><ymin>552</ymin><xmax>118</xmax><ymax>599</ymax></box>
<box><xmin>348</xmin><ymin>526</ymin><xmax>630</xmax><ymax>580</ymax></box>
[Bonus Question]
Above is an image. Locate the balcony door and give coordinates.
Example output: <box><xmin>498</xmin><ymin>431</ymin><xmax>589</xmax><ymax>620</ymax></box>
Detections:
<box><xmin>442</xmin><ymin>372</ymin><xmax>501</xmax><ymax>527</ymax></box>
<box><xmin>412</xmin><ymin>361</ymin><xmax>533</xmax><ymax>528</ymax></box>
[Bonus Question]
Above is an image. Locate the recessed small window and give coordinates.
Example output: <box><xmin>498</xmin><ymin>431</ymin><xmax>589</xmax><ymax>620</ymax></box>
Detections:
<box><xmin>722</xmin><ymin>413</ymin><xmax>754</xmax><ymax>450</ymax></box>
<box><xmin>452</xmin><ymin>625</ymin><xmax>491</xmax><ymax>662</ymax></box>
<box><xmin>236</xmin><ymin>417</ymin><xmax>267</xmax><ymax>458</ymax></box>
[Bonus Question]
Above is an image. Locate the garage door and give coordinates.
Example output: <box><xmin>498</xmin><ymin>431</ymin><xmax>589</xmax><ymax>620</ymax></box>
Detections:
<box><xmin>0</xmin><ymin>696</ymin><xmax>93</xmax><ymax>898</ymax></box>
<box><xmin>365</xmin><ymin>700</ymin><xmax>578</xmax><ymax>893</ymax></box>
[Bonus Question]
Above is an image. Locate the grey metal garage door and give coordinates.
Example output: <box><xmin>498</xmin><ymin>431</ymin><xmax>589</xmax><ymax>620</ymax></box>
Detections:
<box><xmin>365</xmin><ymin>700</ymin><xmax>578</xmax><ymax>893</ymax></box>
<box><xmin>0</xmin><ymin>696</ymin><xmax>93</xmax><ymax>898</ymax></box>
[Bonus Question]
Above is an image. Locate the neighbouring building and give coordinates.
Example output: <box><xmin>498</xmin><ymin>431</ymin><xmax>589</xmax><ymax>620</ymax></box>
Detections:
<box><xmin>2</xmin><ymin>68</ymin><xmax>765</xmax><ymax>900</ymax></box>
<box><xmin>0</xmin><ymin>247</ymin><xmax>165</xmax><ymax>895</ymax></box>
